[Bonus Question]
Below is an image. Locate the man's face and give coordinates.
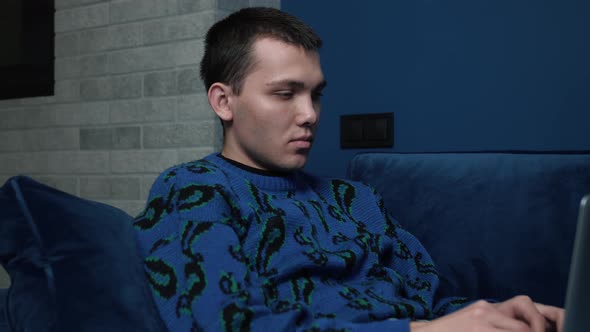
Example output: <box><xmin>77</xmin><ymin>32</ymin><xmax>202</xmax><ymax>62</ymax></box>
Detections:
<box><xmin>222</xmin><ymin>37</ymin><xmax>326</xmax><ymax>172</ymax></box>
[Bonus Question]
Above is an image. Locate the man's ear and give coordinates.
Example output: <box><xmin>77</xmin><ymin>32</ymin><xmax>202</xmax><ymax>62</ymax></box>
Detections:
<box><xmin>208</xmin><ymin>82</ymin><xmax>234</xmax><ymax>122</ymax></box>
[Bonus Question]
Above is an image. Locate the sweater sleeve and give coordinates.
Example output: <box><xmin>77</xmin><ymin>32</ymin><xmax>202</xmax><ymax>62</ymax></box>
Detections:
<box><xmin>134</xmin><ymin>169</ymin><xmax>413</xmax><ymax>332</ymax></box>
<box><xmin>371</xmin><ymin>189</ymin><xmax>471</xmax><ymax>318</ymax></box>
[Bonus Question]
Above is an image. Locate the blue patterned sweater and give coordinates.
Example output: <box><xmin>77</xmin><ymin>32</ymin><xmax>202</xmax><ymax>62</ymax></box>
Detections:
<box><xmin>134</xmin><ymin>153</ymin><xmax>468</xmax><ymax>331</ymax></box>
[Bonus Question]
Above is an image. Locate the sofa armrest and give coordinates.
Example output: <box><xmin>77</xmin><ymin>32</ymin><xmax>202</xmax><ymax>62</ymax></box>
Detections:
<box><xmin>0</xmin><ymin>176</ymin><xmax>167</xmax><ymax>331</ymax></box>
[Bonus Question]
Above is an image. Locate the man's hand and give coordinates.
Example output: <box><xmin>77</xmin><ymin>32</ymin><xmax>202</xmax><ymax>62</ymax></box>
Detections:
<box><xmin>410</xmin><ymin>295</ymin><xmax>565</xmax><ymax>332</ymax></box>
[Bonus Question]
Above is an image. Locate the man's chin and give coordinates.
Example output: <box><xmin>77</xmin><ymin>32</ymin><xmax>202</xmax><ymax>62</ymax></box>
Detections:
<box><xmin>277</xmin><ymin>156</ymin><xmax>308</xmax><ymax>173</ymax></box>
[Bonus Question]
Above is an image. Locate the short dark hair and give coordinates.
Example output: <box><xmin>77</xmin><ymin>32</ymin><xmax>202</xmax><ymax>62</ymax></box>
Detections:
<box><xmin>200</xmin><ymin>7</ymin><xmax>323</xmax><ymax>94</ymax></box>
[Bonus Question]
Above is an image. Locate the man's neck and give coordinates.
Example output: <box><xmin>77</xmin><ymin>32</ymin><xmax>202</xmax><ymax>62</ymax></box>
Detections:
<box><xmin>218</xmin><ymin>153</ymin><xmax>291</xmax><ymax>177</ymax></box>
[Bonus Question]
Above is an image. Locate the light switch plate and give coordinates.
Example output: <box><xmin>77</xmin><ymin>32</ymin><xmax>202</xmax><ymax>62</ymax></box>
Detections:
<box><xmin>340</xmin><ymin>112</ymin><xmax>393</xmax><ymax>148</ymax></box>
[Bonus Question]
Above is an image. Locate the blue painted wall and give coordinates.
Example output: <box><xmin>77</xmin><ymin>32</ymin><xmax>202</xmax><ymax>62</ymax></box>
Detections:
<box><xmin>282</xmin><ymin>0</ymin><xmax>590</xmax><ymax>177</ymax></box>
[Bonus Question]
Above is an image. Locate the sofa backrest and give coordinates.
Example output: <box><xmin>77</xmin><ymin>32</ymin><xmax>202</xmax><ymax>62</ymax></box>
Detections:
<box><xmin>347</xmin><ymin>152</ymin><xmax>590</xmax><ymax>307</ymax></box>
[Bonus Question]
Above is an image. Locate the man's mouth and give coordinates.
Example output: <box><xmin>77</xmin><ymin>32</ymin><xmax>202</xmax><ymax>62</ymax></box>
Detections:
<box><xmin>290</xmin><ymin>136</ymin><xmax>313</xmax><ymax>149</ymax></box>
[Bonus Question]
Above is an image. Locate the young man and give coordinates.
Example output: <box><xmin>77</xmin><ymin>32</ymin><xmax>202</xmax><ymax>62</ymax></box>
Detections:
<box><xmin>134</xmin><ymin>7</ymin><xmax>564</xmax><ymax>332</ymax></box>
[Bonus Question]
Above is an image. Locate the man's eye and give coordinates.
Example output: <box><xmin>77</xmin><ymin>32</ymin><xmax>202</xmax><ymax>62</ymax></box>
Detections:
<box><xmin>312</xmin><ymin>91</ymin><xmax>324</xmax><ymax>101</ymax></box>
<box><xmin>275</xmin><ymin>91</ymin><xmax>294</xmax><ymax>99</ymax></box>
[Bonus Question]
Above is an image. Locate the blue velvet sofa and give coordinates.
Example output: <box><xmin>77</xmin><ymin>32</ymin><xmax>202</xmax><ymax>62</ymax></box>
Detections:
<box><xmin>1</xmin><ymin>152</ymin><xmax>589</xmax><ymax>330</ymax></box>
<box><xmin>347</xmin><ymin>152</ymin><xmax>590</xmax><ymax>307</ymax></box>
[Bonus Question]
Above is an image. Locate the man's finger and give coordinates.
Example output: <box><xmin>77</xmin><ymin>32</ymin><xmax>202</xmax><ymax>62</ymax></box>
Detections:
<box><xmin>489</xmin><ymin>312</ymin><xmax>532</xmax><ymax>331</ymax></box>
<box><xmin>470</xmin><ymin>300</ymin><xmax>536</xmax><ymax>332</ymax></box>
<box><xmin>534</xmin><ymin>303</ymin><xmax>565</xmax><ymax>332</ymax></box>
<box><xmin>496</xmin><ymin>296</ymin><xmax>545</xmax><ymax>332</ymax></box>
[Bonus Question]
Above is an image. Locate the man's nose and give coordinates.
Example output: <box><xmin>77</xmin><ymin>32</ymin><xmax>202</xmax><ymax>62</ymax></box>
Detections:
<box><xmin>297</xmin><ymin>96</ymin><xmax>319</xmax><ymax>127</ymax></box>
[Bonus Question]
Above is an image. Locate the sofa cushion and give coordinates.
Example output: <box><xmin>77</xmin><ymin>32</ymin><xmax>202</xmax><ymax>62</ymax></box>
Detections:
<box><xmin>0</xmin><ymin>176</ymin><xmax>167</xmax><ymax>332</ymax></box>
<box><xmin>347</xmin><ymin>152</ymin><xmax>590</xmax><ymax>307</ymax></box>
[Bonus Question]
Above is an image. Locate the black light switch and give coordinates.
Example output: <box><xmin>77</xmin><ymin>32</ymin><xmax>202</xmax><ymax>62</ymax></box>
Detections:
<box><xmin>340</xmin><ymin>112</ymin><xmax>393</xmax><ymax>148</ymax></box>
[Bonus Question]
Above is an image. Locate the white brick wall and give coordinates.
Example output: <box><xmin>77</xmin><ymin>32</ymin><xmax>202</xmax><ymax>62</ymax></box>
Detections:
<box><xmin>0</xmin><ymin>0</ymin><xmax>280</xmax><ymax>218</ymax></box>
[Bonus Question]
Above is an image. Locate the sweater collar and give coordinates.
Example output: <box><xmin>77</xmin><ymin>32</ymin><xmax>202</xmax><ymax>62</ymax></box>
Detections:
<box><xmin>205</xmin><ymin>153</ymin><xmax>305</xmax><ymax>192</ymax></box>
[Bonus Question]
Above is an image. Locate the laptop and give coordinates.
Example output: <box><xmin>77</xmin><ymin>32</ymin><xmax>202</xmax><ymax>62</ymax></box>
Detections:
<box><xmin>563</xmin><ymin>194</ymin><xmax>590</xmax><ymax>332</ymax></box>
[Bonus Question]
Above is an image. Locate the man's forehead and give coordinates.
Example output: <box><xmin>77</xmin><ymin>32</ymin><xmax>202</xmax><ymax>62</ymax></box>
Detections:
<box><xmin>245</xmin><ymin>38</ymin><xmax>324</xmax><ymax>87</ymax></box>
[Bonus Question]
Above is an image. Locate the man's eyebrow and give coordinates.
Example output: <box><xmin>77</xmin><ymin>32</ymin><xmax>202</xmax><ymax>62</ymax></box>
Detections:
<box><xmin>266</xmin><ymin>79</ymin><xmax>328</xmax><ymax>90</ymax></box>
